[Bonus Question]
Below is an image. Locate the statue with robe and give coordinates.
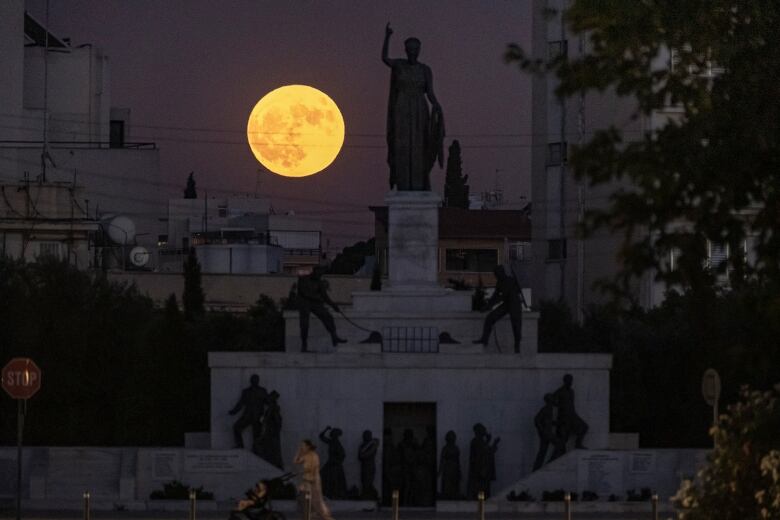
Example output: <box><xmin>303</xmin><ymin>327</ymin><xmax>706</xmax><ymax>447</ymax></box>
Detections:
<box><xmin>382</xmin><ymin>23</ymin><xmax>445</xmax><ymax>191</ymax></box>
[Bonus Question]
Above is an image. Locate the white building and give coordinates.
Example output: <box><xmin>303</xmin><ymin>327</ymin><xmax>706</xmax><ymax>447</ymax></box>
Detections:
<box><xmin>0</xmin><ymin>181</ymin><xmax>98</xmax><ymax>268</ymax></box>
<box><xmin>160</xmin><ymin>197</ymin><xmax>319</xmax><ymax>274</ymax></box>
<box><xmin>0</xmin><ymin>0</ymin><xmax>164</xmax><ymax>269</ymax></box>
<box><xmin>528</xmin><ymin>0</ymin><xmax>754</xmax><ymax>313</ymax></box>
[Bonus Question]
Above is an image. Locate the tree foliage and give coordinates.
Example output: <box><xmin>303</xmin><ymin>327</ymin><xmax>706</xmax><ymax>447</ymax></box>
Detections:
<box><xmin>507</xmin><ymin>1</ymin><xmax>780</xmax><ymax>295</ymax></box>
<box><xmin>674</xmin><ymin>386</ymin><xmax>780</xmax><ymax>519</ymax></box>
<box><xmin>0</xmin><ymin>258</ymin><xmax>285</xmax><ymax>446</ymax></box>
<box><xmin>329</xmin><ymin>238</ymin><xmax>375</xmax><ymax>275</ymax></box>
<box><xmin>444</xmin><ymin>139</ymin><xmax>470</xmax><ymax>209</ymax></box>
<box><xmin>182</xmin><ymin>247</ymin><xmax>205</xmax><ymax>320</ymax></box>
<box><xmin>183</xmin><ymin>171</ymin><xmax>197</xmax><ymax>199</ymax></box>
<box><xmin>539</xmin><ymin>282</ymin><xmax>780</xmax><ymax>447</ymax></box>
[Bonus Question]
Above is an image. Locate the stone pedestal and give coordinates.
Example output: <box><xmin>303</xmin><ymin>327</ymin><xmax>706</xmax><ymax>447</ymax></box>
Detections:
<box><xmin>385</xmin><ymin>190</ymin><xmax>440</xmax><ymax>289</ymax></box>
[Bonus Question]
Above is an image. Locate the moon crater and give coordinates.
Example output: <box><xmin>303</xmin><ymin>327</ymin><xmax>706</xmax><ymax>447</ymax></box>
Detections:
<box><xmin>247</xmin><ymin>85</ymin><xmax>345</xmax><ymax>177</ymax></box>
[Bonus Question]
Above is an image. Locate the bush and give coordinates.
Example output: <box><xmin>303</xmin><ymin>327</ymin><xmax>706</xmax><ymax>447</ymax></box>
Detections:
<box><xmin>149</xmin><ymin>481</ymin><xmax>213</xmax><ymax>500</ymax></box>
<box><xmin>674</xmin><ymin>387</ymin><xmax>780</xmax><ymax>519</ymax></box>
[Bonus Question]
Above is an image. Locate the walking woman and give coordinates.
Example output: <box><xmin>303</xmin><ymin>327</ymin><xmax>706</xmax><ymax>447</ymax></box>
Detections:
<box><xmin>293</xmin><ymin>440</ymin><xmax>334</xmax><ymax>520</ymax></box>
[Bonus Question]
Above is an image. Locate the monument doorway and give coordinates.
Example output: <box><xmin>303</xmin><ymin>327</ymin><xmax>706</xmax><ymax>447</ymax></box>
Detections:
<box><xmin>382</xmin><ymin>402</ymin><xmax>437</xmax><ymax>507</ymax></box>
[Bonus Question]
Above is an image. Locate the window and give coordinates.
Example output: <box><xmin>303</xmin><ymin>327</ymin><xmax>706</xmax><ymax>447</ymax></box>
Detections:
<box><xmin>547</xmin><ymin>142</ymin><xmax>567</xmax><ymax>166</ymax></box>
<box><xmin>548</xmin><ymin>40</ymin><xmax>568</xmax><ymax>60</ymax></box>
<box><xmin>547</xmin><ymin>239</ymin><xmax>567</xmax><ymax>260</ymax></box>
<box><xmin>37</xmin><ymin>241</ymin><xmax>61</xmax><ymax>259</ymax></box>
<box><xmin>708</xmin><ymin>241</ymin><xmax>728</xmax><ymax>270</ymax></box>
<box><xmin>218</xmin><ymin>205</ymin><xmax>228</xmax><ymax>218</ymax></box>
<box><xmin>109</xmin><ymin>120</ymin><xmax>125</xmax><ymax>148</ymax></box>
<box><xmin>445</xmin><ymin>249</ymin><xmax>498</xmax><ymax>272</ymax></box>
<box><xmin>508</xmin><ymin>241</ymin><xmax>530</xmax><ymax>262</ymax></box>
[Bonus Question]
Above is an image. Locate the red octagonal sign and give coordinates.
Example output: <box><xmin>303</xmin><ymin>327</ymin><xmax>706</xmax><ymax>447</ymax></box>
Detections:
<box><xmin>2</xmin><ymin>358</ymin><xmax>42</xmax><ymax>400</ymax></box>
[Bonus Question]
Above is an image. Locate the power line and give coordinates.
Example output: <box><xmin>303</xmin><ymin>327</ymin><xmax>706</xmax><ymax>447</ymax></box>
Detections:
<box><xmin>0</xmin><ymin>111</ymin><xmax>646</xmax><ymax>139</ymax></box>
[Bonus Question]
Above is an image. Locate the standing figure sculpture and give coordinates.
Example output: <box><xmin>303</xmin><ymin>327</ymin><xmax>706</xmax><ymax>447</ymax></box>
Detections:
<box><xmin>533</xmin><ymin>393</ymin><xmax>565</xmax><ymax>471</ymax></box>
<box><xmin>382</xmin><ymin>23</ymin><xmax>445</xmax><ymax>191</ymax></box>
<box><xmin>467</xmin><ymin>423</ymin><xmax>500</xmax><ymax>499</ymax></box>
<box><xmin>297</xmin><ymin>266</ymin><xmax>347</xmax><ymax>352</ymax></box>
<box><xmin>256</xmin><ymin>390</ymin><xmax>284</xmax><ymax>469</ymax></box>
<box><xmin>382</xmin><ymin>428</ymin><xmax>402</xmax><ymax>506</ymax></box>
<box><xmin>358</xmin><ymin>430</ymin><xmax>380</xmax><ymax>500</ymax></box>
<box><xmin>398</xmin><ymin>428</ymin><xmax>420</xmax><ymax>505</ymax></box>
<box><xmin>417</xmin><ymin>426</ymin><xmax>437</xmax><ymax>506</ymax></box>
<box><xmin>474</xmin><ymin>266</ymin><xmax>526</xmax><ymax>353</ymax></box>
<box><xmin>438</xmin><ymin>430</ymin><xmax>461</xmax><ymax>499</ymax></box>
<box><xmin>319</xmin><ymin>426</ymin><xmax>348</xmax><ymax>499</ymax></box>
<box><xmin>229</xmin><ymin>374</ymin><xmax>268</xmax><ymax>450</ymax></box>
<box><xmin>552</xmin><ymin>374</ymin><xmax>589</xmax><ymax>450</ymax></box>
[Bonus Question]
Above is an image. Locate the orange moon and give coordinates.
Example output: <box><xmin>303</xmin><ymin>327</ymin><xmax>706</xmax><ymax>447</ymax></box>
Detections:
<box><xmin>246</xmin><ymin>85</ymin><xmax>345</xmax><ymax>177</ymax></box>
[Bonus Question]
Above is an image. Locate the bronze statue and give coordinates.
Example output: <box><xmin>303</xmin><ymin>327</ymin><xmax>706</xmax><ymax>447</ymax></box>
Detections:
<box><xmin>358</xmin><ymin>430</ymin><xmax>380</xmax><ymax>500</ymax></box>
<box><xmin>552</xmin><ymin>374</ymin><xmax>589</xmax><ymax>450</ymax></box>
<box><xmin>417</xmin><ymin>426</ymin><xmax>437</xmax><ymax>506</ymax></box>
<box><xmin>256</xmin><ymin>390</ymin><xmax>284</xmax><ymax>470</ymax></box>
<box><xmin>398</xmin><ymin>428</ymin><xmax>420</xmax><ymax>505</ymax></box>
<box><xmin>319</xmin><ymin>426</ymin><xmax>347</xmax><ymax>499</ymax></box>
<box><xmin>296</xmin><ymin>266</ymin><xmax>346</xmax><ymax>352</ymax></box>
<box><xmin>382</xmin><ymin>23</ymin><xmax>445</xmax><ymax>191</ymax></box>
<box><xmin>229</xmin><ymin>374</ymin><xmax>268</xmax><ymax>450</ymax></box>
<box><xmin>532</xmin><ymin>393</ymin><xmax>565</xmax><ymax>471</ymax></box>
<box><xmin>382</xmin><ymin>428</ymin><xmax>401</xmax><ymax>506</ymax></box>
<box><xmin>474</xmin><ymin>266</ymin><xmax>525</xmax><ymax>353</ymax></box>
<box><xmin>438</xmin><ymin>430</ymin><xmax>461</xmax><ymax>499</ymax></box>
<box><xmin>466</xmin><ymin>423</ymin><xmax>499</xmax><ymax>499</ymax></box>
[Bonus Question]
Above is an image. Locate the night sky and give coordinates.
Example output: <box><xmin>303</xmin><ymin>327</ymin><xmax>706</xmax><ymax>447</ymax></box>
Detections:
<box><xmin>27</xmin><ymin>0</ymin><xmax>532</xmax><ymax>253</ymax></box>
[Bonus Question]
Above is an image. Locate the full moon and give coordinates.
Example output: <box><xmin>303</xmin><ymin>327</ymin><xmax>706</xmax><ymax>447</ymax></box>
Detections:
<box><xmin>246</xmin><ymin>85</ymin><xmax>345</xmax><ymax>177</ymax></box>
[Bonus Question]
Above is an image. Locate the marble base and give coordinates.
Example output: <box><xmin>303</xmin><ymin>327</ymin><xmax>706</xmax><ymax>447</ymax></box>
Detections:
<box><xmin>284</xmin><ymin>309</ymin><xmax>539</xmax><ymax>356</ymax></box>
<box><xmin>493</xmin><ymin>448</ymin><xmax>708</xmax><ymax>506</ymax></box>
<box><xmin>351</xmin><ymin>288</ymin><xmax>471</xmax><ymax>313</ymax></box>
<box><xmin>385</xmin><ymin>190</ymin><xmax>441</xmax><ymax>287</ymax></box>
<box><xmin>209</xmin><ymin>352</ymin><xmax>613</xmax><ymax>496</ymax></box>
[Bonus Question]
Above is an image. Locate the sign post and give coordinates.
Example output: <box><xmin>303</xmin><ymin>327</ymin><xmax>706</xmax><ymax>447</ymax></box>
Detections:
<box><xmin>701</xmin><ymin>368</ymin><xmax>721</xmax><ymax>448</ymax></box>
<box><xmin>2</xmin><ymin>358</ymin><xmax>42</xmax><ymax>520</ymax></box>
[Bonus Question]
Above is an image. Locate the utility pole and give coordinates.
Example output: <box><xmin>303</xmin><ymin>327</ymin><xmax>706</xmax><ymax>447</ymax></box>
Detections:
<box><xmin>41</xmin><ymin>0</ymin><xmax>51</xmax><ymax>183</ymax></box>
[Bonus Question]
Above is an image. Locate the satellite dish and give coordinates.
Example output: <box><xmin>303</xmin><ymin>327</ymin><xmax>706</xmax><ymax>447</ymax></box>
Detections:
<box><xmin>129</xmin><ymin>246</ymin><xmax>150</xmax><ymax>267</ymax></box>
<box><xmin>104</xmin><ymin>215</ymin><xmax>136</xmax><ymax>244</ymax></box>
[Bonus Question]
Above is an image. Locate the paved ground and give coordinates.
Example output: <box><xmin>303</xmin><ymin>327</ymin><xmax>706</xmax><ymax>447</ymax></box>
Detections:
<box><xmin>0</xmin><ymin>511</ymin><xmax>675</xmax><ymax>520</ymax></box>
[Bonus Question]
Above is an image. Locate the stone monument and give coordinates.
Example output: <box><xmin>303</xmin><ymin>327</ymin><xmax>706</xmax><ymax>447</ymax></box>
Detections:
<box><xmin>207</xmin><ymin>23</ymin><xmax>612</xmax><ymax>509</ymax></box>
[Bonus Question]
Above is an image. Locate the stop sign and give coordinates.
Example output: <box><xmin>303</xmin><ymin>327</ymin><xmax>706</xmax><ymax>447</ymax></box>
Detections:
<box><xmin>2</xmin><ymin>358</ymin><xmax>42</xmax><ymax>399</ymax></box>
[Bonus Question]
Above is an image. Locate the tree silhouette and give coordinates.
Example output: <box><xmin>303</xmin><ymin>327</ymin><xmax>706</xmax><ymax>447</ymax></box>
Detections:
<box><xmin>182</xmin><ymin>248</ymin><xmax>205</xmax><ymax>320</ymax></box>
<box><xmin>443</xmin><ymin>140</ymin><xmax>469</xmax><ymax>209</ymax></box>
<box><xmin>183</xmin><ymin>172</ymin><xmax>197</xmax><ymax>199</ymax></box>
<box><xmin>507</xmin><ymin>1</ymin><xmax>780</xmax><ymax>295</ymax></box>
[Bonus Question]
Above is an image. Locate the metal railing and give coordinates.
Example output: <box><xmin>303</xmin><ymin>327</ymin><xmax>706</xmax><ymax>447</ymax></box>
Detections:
<box><xmin>382</xmin><ymin>326</ymin><xmax>439</xmax><ymax>353</ymax></box>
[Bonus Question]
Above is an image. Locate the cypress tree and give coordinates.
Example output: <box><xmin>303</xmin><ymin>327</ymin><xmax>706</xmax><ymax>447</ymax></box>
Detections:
<box><xmin>182</xmin><ymin>248</ymin><xmax>205</xmax><ymax>320</ymax></box>
<box><xmin>443</xmin><ymin>140</ymin><xmax>470</xmax><ymax>209</ymax></box>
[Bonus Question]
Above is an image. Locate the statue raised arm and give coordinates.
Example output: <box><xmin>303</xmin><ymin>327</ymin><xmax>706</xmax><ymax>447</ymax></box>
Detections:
<box><xmin>382</xmin><ymin>23</ymin><xmax>445</xmax><ymax>191</ymax></box>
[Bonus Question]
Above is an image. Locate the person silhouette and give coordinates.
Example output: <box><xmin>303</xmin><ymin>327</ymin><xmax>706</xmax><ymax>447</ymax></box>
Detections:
<box><xmin>552</xmin><ymin>374</ymin><xmax>589</xmax><ymax>450</ymax></box>
<box><xmin>358</xmin><ymin>430</ymin><xmax>380</xmax><ymax>499</ymax></box>
<box><xmin>229</xmin><ymin>374</ymin><xmax>268</xmax><ymax>449</ymax></box>
<box><xmin>296</xmin><ymin>266</ymin><xmax>347</xmax><ymax>351</ymax></box>
<box><xmin>532</xmin><ymin>393</ymin><xmax>565</xmax><ymax>471</ymax></box>
<box><xmin>319</xmin><ymin>426</ymin><xmax>347</xmax><ymax>499</ymax></box>
<box><xmin>474</xmin><ymin>266</ymin><xmax>525</xmax><ymax>352</ymax></box>
<box><xmin>438</xmin><ymin>430</ymin><xmax>461</xmax><ymax>499</ymax></box>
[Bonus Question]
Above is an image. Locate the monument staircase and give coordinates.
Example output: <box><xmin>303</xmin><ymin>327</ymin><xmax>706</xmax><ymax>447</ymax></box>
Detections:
<box><xmin>284</xmin><ymin>191</ymin><xmax>538</xmax><ymax>354</ymax></box>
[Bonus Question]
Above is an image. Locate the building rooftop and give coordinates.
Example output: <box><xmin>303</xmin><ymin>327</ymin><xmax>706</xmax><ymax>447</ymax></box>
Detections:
<box><xmin>369</xmin><ymin>206</ymin><xmax>531</xmax><ymax>240</ymax></box>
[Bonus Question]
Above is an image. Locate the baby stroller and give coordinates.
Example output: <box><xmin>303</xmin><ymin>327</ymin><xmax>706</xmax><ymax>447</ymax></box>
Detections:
<box><xmin>229</xmin><ymin>472</ymin><xmax>295</xmax><ymax>520</ymax></box>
